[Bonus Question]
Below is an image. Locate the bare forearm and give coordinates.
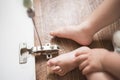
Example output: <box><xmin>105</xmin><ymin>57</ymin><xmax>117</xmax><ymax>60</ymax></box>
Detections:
<box><xmin>102</xmin><ymin>52</ymin><xmax>120</xmax><ymax>79</ymax></box>
<box><xmin>85</xmin><ymin>0</ymin><xmax>120</xmax><ymax>35</ymax></box>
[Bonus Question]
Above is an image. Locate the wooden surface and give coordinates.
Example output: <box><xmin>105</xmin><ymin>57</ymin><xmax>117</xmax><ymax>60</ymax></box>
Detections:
<box><xmin>34</xmin><ymin>0</ymin><xmax>120</xmax><ymax>80</ymax></box>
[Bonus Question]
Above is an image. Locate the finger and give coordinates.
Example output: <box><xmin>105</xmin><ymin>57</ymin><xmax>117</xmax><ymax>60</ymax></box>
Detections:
<box><xmin>82</xmin><ymin>66</ymin><xmax>91</xmax><ymax>75</ymax></box>
<box><xmin>74</xmin><ymin>54</ymin><xmax>88</xmax><ymax>64</ymax></box>
<box><xmin>75</xmin><ymin>47</ymin><xmax>90</xmax><ymax>57</ymax></box>
<box><xmin>79</xmin><ymin>60</ymin><xmax>88</xmax><ymax>70</ymax></box>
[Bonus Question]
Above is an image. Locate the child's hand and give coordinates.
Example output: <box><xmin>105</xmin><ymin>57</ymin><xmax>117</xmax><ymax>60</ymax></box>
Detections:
<box><xmin>74</xmin><ymin>47</ymin><xmax>109</xmax><ymax>75</ymax></box>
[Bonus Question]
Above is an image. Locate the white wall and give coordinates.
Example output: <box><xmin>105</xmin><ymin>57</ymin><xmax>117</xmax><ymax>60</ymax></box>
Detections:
<box><xmin>0</xmin><ymin>0</ymin><xmax>36</xmax><ymax>80</ymax></box>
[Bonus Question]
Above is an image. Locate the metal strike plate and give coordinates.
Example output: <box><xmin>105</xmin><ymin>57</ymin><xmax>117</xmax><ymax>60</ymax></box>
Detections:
<box><xmin>19</xmin><ymin>43</ymin><xmax>59</xmax><ymax>64</ymax></box>
<box><xmin>19</xmin><ymin>43</ymin><xmax>29</xmax><ymax>64</ymax></box>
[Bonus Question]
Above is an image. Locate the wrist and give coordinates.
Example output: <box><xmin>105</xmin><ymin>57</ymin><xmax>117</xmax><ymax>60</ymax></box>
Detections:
<box><xmin>101</xmin><ymin>50</ymin><xmax>112</xmax><ymax>72</ymax></box>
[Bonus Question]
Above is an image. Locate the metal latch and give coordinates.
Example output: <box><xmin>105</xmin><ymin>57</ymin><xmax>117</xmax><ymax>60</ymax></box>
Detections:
<box><xmin>19</xmin><ymin>43</ymin><xmax>59</xmax><ymax>64</ymax></box>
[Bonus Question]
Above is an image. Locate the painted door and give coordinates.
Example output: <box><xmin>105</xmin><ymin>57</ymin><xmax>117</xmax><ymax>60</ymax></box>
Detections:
<box><xmin>0</xmin><ymin>0</ymin><xmax>35</xmax><ymax>80</ymax></box>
